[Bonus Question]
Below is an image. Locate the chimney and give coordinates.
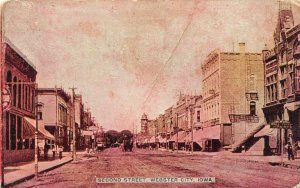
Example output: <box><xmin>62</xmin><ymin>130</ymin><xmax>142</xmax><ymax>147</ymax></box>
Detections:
<box><xmin>239</xmin><ymin>42</ymin><xmax>245</xmax><ymax>54</ymax></box>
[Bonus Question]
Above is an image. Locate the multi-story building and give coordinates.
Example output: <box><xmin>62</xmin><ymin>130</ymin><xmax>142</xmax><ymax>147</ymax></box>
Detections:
<box><xmin>164</xmin><ymin>106</ymin><xmax>174</xmax><ymax>139</ymax></box>
<box><xmin>175</xmin><ymin>94</ymin><xmax>195</xmax><ymax>131</ymax></box>
<box><xmin>156</xmin><ymin>114</ymin><xmax>165</xmax><ymax>137</ymax></box>
<box><xmin>200</xmin><ymin>43</ymin><xmax>265</xmax><ymax>152</ymax></box>
<box><xmin>262</xmin><ymin>1</ymin><xmax>300</xmax><ymax>153</ymax></box>
<box><xmin>74</xmin><ymin>94</ymin><xmax>84</xmax><ymax>149</ymax></box>
<box><xmin>140</xmin><ymin>113</ymin><xmax>148</xmax><ymax>136</ymax></box>
<box><xmin>2</xmin><ymin>37</ymin><xmax>37</xmax><ymax>164</ymax></box>
<box><xmin>37</xmin><ymin>87</ymin><xmax>74</xmax><ymax>151</ymax></box>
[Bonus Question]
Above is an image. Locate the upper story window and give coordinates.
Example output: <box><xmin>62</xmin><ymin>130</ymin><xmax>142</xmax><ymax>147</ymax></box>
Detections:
<box><xmin>197</xmin><ymin>110</ymin><xmax>200</xmax><ymax>122</ymax></box>
<box><xmin>250</xmin><ymin>101</ymin><xmax>256</xmax><ymax>115</ymax></box>
<box><xmin>13</xmin><ymin>76</ymin><xmax>17</xmax><ymax>107</ymax></box>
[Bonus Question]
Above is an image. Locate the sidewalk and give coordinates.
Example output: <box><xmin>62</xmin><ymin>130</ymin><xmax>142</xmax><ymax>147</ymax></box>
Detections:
<box><xmin>158</xmin><ymin>148</ymin><xmax>300</xmax><ymax>168</ymax></box>
<box><xmin>4</xmin><ymin>152</ymin><xmax>73</xmax><ymax>187</ymax></box>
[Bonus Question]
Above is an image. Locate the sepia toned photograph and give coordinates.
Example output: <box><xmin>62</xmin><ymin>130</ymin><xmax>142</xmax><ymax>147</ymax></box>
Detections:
<box><xmin>0</xmin><ymin>0</ymin><xmax>300</xmax><ymax>187</ymax></box>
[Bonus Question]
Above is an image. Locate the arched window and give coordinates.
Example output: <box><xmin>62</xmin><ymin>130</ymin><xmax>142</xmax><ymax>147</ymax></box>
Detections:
<box><xmin>6</xmin><ymin>71</ymin><xmax>12</xmax><ymax>93</ymax></box>
<box><xmin>250</xmin><ymin>101</ymin><xmax>256</xmax><ymax>115</ymax></box>
<box><xmin>13</xmin><ymin>77</ymin><xmax>17</xmax><ymax>107</ymax></box>
<box><xmin>18</xmin><ymin>80</ymin><xmax>22</xmax><ymax>108</ymax></box>
<box><xmin>25</xmin><ymin>86</ymin><xmax>28</xmax><ymax>110</ymax></box>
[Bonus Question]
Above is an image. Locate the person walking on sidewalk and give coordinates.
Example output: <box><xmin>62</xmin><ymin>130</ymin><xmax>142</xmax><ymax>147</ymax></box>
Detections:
<box><xmin>58</xmin><ymin>146</ymin><xmax>63</xmax><ymax>160</ymax></box>
<box><xmin>287</xmin><ymin>142</ymin><xmax>294</xmax><ymax>160</ymax></box>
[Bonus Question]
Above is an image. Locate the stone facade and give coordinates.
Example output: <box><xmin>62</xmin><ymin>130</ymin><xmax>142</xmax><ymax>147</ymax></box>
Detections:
<box><xmin>262</xmin><ymin>2</ymin><xmax>300</xmax><ymax>154</ymax></box>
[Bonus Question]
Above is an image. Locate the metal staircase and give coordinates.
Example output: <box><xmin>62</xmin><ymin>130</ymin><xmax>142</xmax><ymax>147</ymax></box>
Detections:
<box><xmin>232</xmin><ymin>123</ymin><xmax>266</xmax><ymax>153</ymax></box>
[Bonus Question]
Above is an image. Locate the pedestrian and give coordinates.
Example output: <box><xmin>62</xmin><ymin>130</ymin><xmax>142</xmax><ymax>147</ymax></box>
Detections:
<box><xmin>58</xmin><ymin>146</ymin><xmax>63</xmax><ymax>160</ymax></box>
<box><xmin>287</xmin><ymin>142</ymin><xmax>294</xmax><ymax>160</ymax></box>
<box><xmin>44</xmin><ymin>143</ymin><xmax>49</xmax><ymax>160</ymax></box>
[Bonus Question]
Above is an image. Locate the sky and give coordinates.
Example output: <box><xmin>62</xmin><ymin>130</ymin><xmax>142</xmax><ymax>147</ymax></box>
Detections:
<box><xmin>2</xmin><ymin>0</ymin><xmax>300</xmax><ymax>131</ymax></box>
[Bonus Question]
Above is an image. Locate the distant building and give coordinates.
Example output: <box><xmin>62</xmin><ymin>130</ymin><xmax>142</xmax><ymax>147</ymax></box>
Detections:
<box><xmin>262</xmin><ymin>1</ymin><xmax>300</xmax><ymax>154</ymax></box>
<box><xmin>200</xmin><ymin>43</ymin><xmax>265</xmax><ymax>152</ymax></box>
<box><xmin>37</xmin><ymin>87</ymin><xmax>74</xmax><ymax>151</ymax></box>
<box><xmin>74</xmin><ymin>95</ymin><xmax>84</xmax><ymax>149</ymax></box>
<box><xmin>164</xmin><ymin>106</ymin><xmax>174</xmax><ymax>139</ymax></box>
<box><xmin>3</xmin><ymin>37</ymin><xmax>37</xmax><ymax>164</ymax></box>
<box><xmin>140</xmin><ymin>113</ymin><xmax>148</xmax><ymax>136</ymax></box>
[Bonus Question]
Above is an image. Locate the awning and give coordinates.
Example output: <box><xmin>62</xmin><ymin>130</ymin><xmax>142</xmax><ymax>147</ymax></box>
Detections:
<box><xmin>23</xmin><ymin>119</ymin><xmax>35</xmax><ymax>139</ymax></box>
<box><xmin>24</xmin><ymin>117</ymin><xmax>55</xmax><ymax>140</ymax></box>
<box><xmin>169</xmin><ymin>131</ymin><xmax>187</xmax><ymax>143</ymax></box>
<box><xmin>284</xmin><ymin>102</ymin><xmax>300</xmax><ymax>112</ymax></box>
<box><xmin>143</xmin><ymin>138</ymin><xmax>149</xmax><ymax>144</ymax></box>
<box><xmin>149</xmin><ymin>136</ymin><xmax>156</xmax><ymax>143</ymax></box>
<box><xmin>194</xmin><ymin>126</ymin><xmax>221</xmax><ymax>140</ymax></box>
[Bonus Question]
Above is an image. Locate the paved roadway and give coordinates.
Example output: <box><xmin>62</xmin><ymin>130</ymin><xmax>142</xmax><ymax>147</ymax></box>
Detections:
<box><xmin>16</xmin><ymin>148</ymin><xmax>300</xmax><ymax>188</ymax></box>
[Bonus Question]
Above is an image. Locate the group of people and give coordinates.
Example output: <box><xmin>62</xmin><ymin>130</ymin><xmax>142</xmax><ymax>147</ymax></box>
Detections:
<box><xmin>40</xmin><ymin>143</ymin><xmax>64</xmax><ymax>160</ymax></box>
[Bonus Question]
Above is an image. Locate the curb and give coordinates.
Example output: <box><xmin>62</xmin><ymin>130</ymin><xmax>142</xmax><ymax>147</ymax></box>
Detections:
<box><xmin>4</xmin><ymin>158</ymin><xmax>73</xmax><ymax>187</ymax></box>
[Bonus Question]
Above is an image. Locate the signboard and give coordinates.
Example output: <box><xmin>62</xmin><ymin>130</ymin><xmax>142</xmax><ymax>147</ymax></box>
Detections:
<box><xmin>88</xmin><ymin>126</ymin><xmax>99</xmax><ymax>131</ymax></box>
<box><xmin>229</xmin><ymin>114</ymin><xmax>259</xmax><ymax>123</ymax></box>
<box><xmin>81</xmin><ymin>130</ymin><xmax>93</xmax><ymax>136</ymax></box>
<box><xmin>270</xmin><ymin>120</ymin><xmax>292</xmax><ymax>129</ymax></box>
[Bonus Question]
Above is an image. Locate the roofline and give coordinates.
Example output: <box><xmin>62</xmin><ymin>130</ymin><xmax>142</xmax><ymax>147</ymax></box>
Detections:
<box><xmin>4</xmin><ymin>36</ymin><xmax>36</xmax><ymax>70</ymax></box>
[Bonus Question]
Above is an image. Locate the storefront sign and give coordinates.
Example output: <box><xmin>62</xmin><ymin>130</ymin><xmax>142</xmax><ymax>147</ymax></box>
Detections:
<box><xmin>270</xmin><ymin>120</ymin><xmax>292</xmax><ymax>129</ymax></box>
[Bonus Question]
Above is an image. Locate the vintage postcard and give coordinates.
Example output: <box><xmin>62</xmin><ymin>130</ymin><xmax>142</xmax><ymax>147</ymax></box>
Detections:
<box><xmin>0</xmin><ymin>0</ymin><xmax>300</xmax><ymax>187</ymax></box>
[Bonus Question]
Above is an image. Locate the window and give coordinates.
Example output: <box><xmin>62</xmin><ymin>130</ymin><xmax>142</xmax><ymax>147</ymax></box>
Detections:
<box><xmin>18</xmin><ymin>80</ymin><xmax>22</xmax><ymax>108</ymax></box>
<box><xmin>25</xmin><ymin>86</ymin><xmax>28</xmax><ymax>110</ymax></box>
<box><xmin>30</xmin><ymin>139</ymin><xmax>35</xmax><ymax>149</ymax></box>
<box><xmin>23</xmin><ymin>139</ymin><xmax>29</xmax><ymax>149</ymax></box>
<box><xmin>10</xmin><ymin>114</ymin><xmax>16</xmax><ymax>150</ymax></box>
<box><xmin>13</xmin><ymin>77</ymin><xmax>17</xmax><ymax>107</ymax></box>
<box><xmin>6</xmin><ymin>112</ymin><xmax>9</xmax><ymax>150</ymax></box>
<box><xmin>250</xmin><ymin>102</ymin><xmax>256</xmax><ymax>115</ymax></box>
<box><xmin>17</xmin><ymin>116</ymin><xmax>22</xmax><ymax>150</ymax></box>
<box><xmin>37</xmin><ymin>112</ymin><xmax>43</xmax><ymax>120</ymax></box>
<box><xmin>197</xmin><ymin>110</ymin><xmax>200</xmax><ymax>122</ymax></box>
<box><xmin>6</xmin><ymin>71</ymin><xmax>12</xmax><ymax>96</ymax></box>
<box><xmin>250</xmin><ymin>74</ymin><xmax>255</xmax><ymax>91</ymax></box>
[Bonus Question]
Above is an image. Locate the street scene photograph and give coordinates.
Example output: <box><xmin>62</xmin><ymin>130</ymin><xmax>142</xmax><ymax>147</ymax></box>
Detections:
<box><xmin>0</xmin><ymin>0</ymin><xmax>300</xmax><ymax>187</ymax></box>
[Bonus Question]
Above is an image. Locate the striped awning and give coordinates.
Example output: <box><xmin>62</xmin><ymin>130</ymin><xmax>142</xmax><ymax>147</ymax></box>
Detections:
<box><xmin>24</xmin><ymin>117</ymin><xmax>55</xmax><ymax>140</ymax></box>
<box><xmin>23</xmin><ymin>119</ymin><xmax>35</xmax><ymax>139</ymax></box>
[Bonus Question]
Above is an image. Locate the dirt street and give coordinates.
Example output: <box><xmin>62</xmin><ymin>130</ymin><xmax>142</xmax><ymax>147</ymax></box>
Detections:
<box><xmin>16</xmin><ymin>148</ymin><xmax>300</xmax><ymax>188</ymax></box>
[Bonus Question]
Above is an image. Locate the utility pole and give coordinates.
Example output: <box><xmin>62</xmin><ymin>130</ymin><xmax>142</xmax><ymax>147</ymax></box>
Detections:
<box><xmin>0</xmin><ymin>6</ymin><xmax>4</xmax><ymax>185</ymax></box>
<box><xmin>176</xmin><ymin>112</ymin><xmax>179</xmax><ymax>154</ymax></box>
<box><xmin>190</xmin><ymin>107</ymin><xmax>194</xmax><ymax>154</ymax></box>
<box><xmin>34</xmin><ymin>83</ymin><xmax>39</xmax><ymax>178</ymax></box>
<box><xmin>69</xmin><ymin>87</ymin><xmax>77</xmax><ymax>161</ymax></box>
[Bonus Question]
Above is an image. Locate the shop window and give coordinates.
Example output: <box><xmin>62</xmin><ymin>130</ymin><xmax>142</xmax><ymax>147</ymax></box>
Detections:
<box><xmin>6</xmin><ymin>112</ymin><xmax>9</xmax><ymax>150</ymax></box>
<box><xmin>24</xmin><ymin>139</ymin><xmax>29</xmax><ymax>149</ymax></box>
<box><xmin>30</xmin><ymin>139</ymin><xmax>35</xmax><ymax>149</ymax></box>
<box><xmin>6</xmin><ymin>71</ymin><xmax>12</xmax><ymax>93</ymax></box>
<box><xmin>10</xmin><ymin>114</ymin><xmax>16</xmax><ymax>150</ymax></box>
<box><xmin>17</xmin><ymin>116</ymin><xmax>22</xmax><ymax>150</ymax></box>
<box><xmin>250</xmin><ymin>102</ymin><xmax>256</xmax><ymax>115</ymax></box>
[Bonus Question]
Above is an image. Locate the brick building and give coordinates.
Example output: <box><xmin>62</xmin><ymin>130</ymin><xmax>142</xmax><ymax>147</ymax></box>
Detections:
<box><xmin>2</xmin><ymin>37</ymin><xmax>37</xmax><ymax>164</ymax></box>
<box><xmin>37</xmin><ymin>87</ymin><xmax>74</xmax><ymax>151</ymax></box>
<box><xmin>200</xmin><ymin>44</ymin><xmax>265</xmax><ymax>152</ymax></box>
<box><xmin>262</xmin><ymin>2</ymin><xmax>300</xmax><ymax>154</ymax></box>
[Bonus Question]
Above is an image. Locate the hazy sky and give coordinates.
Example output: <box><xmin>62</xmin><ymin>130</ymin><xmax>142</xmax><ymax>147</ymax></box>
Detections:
<box><xmin>3</xmin><ymin>0</ymin><xmax>300</xmax><ymax>131</ymax></box>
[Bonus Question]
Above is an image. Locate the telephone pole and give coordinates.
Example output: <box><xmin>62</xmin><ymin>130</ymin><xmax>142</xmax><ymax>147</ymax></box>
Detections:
<box><xmin>69</xmin><ymin>86</ymin><xmax>77</xmax><ymax>161</ymax></box>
